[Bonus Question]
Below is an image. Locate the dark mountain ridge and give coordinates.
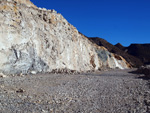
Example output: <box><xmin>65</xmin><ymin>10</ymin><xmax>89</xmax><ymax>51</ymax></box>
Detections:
<box><xmin>124</xmin><ymin>44</ymin><xmax>150</xmax><ymax>65</ymax></box>
<box><xmin>88</xmin><ymin>37</ymin><xmax>150</xmax><ymax>67</ymax></box>
<box><xmin>115</xmin><ymin>43</ymin><xmax>125</xmax><ymax>50</ymax></box>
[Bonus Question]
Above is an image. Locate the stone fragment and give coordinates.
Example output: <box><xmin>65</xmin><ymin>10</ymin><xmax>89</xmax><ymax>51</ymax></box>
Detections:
<box><xmin>0</xmin><ymin>73</ymin><xmax>7</xmax><ymax>78</ymax></box>
<box><xmin>16</xmin><ymin>88</ymin><xmax>25</xmax><ymax>93</ymax></box>
<box><xmin>31</xmin><ymin>71</ymin><xmax>37</xmax><ymax>75</ymax></box>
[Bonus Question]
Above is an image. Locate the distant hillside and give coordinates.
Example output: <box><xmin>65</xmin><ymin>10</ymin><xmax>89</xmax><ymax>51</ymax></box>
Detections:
<box><xmin>89</xmin><ymin>37</ymin><xmax>143</xmax><ymax>67</ymax></box>
<box><xmin>115</xmin><ymin>43</ymin><xmax>150</xmax><ymax>65</ymax></box>
<box><xmin>115</xmin><ymin>43</ymin><xmax>125</xmax><ymax>50</ymax></box>
<box><xmin>125</xmin><ymin>44</ymin><xmax>150</xmax><ymax>65</ymax></box>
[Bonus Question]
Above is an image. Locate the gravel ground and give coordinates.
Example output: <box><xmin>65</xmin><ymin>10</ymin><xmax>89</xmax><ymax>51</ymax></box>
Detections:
<box><xmin>0</xmin><ymin>69</ymin><xmax>150</xmax><ymax>113</ymax></box>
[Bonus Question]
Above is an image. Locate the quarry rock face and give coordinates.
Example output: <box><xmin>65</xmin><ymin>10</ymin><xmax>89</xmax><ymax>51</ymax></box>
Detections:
<box><xmin>94</xmin><ymin>46</ymin><xmax>130</xmax><ymax>69</ymax></box>
<box><xmin>89</xmin><ymin>37</ymin><xmax>143</xmax><ymax>67</ymax></box>
<box><xmin>0</xmin><ymin>0</ymin><xmax>130</xmax><ymax>74</ymax></box>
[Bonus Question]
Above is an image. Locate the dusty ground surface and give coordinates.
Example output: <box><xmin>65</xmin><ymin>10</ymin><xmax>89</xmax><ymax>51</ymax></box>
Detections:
<box><xmin>0</xmin><ymin>69</ymin><xmax>150</xmax><ymax>113</ymax></box>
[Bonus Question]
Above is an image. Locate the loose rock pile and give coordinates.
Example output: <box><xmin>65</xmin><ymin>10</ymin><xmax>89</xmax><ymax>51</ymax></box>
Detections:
<box><xmin>50</xmin><ymin>68</ymin><xmax>80</xmax><ymax>75</ymax></box>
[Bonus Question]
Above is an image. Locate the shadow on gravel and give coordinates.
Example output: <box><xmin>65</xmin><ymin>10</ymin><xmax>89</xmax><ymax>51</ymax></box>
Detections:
<box><xmin>129</xmin><ymin>70</ymin><xmax>150</xmax><ymax>80</ymax></box>
<box><xmin>129</xmin><ymin>70</ymin><xmax>150</xmax><ymax>89</ymax></box>
<box><xmin>138</xmin><ymin>76</ymin><xmax>150</xmax><ymax>80</ymax></box>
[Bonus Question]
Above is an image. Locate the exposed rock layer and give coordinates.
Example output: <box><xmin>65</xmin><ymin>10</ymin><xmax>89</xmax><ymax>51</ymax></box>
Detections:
<box><xmin>0</xmin><ymin>0</ymin><xmax>130</xmax><ymax>74</ymax></box>
<box><xmin>89</xmin><ymin>37</ymin><xmax>143</xmax><ymax>67</ymax></box>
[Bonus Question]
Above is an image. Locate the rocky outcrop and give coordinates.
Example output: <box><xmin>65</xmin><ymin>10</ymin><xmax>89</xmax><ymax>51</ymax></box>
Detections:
<box><xmin>95</xmin><ymin>46</ymin><xmax>130</xmax><ymax>69</ymax></box>
<box><xmin>2</xmin><ymin>0</ymin><xmax>37</xmax><ymax>8</ymax></box>
<box><xmin>89</xmin><ymin>37</ymin><xmax>143</xmax><ymax>67</ymax></box>
<box><xmin>0</xmin><ymin>0</ymin><xmax>130</xmax><ymax>74</ymax></box>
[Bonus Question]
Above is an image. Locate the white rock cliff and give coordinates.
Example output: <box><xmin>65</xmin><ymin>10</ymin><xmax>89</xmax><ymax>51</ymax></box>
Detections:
<box><xmin>0</xmin><ymin>0</ymin><xmax>130</xmax><ymax>74</ymax></box>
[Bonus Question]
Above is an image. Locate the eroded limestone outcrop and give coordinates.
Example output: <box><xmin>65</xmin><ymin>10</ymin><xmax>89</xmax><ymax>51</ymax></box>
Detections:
<box><xmin>0</xmin><ymin>0</ymin><xmax>130</xmax><ymax>74</ymax></box>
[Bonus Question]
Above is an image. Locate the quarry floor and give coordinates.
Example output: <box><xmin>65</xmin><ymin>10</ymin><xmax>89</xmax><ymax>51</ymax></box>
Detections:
<box><xmin>0</xmin><ymin>69</ymin><xmax>150</xmax><ymax>113</ymax></box>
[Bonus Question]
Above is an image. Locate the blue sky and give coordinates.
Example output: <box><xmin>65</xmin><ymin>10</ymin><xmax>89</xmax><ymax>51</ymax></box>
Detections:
<box><xmin>31</xmin><ymin>0</ymin><xmax>150</xmax><ymax>46</ymax></box>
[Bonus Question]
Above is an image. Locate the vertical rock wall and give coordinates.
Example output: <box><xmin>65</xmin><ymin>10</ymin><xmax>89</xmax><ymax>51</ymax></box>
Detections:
<box><xmin>0</xmin><ymin>0</ymin><xmax>130</xmax><ymax>74</ymax></box>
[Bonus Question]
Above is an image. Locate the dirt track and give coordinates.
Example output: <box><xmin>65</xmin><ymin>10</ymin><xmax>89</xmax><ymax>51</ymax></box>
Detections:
<box><xmin>0</xmin><ymin>69</ymin><xmax>150</xmax><ymax>113</ymax></box>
